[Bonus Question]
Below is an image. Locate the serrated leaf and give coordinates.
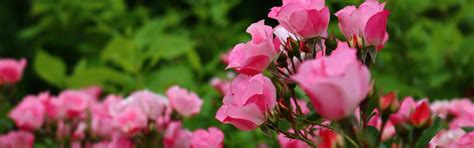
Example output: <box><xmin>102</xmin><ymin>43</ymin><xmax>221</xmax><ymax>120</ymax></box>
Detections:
<box><xmin>34</xmin><ymin>50</ymin><xmax>67</xmax><ymax>88</ymax></box>
<box><xmin>415</xmin><ymin>117</ymin><xmax>443</xmax><ymax>148</ymax></box>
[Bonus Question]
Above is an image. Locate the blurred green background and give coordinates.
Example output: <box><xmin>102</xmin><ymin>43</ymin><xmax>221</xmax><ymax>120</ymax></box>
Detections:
<box><xmin>0</xmin><ymin>0</ymin><xmax>473</xmax><ymax>146</ymax></box>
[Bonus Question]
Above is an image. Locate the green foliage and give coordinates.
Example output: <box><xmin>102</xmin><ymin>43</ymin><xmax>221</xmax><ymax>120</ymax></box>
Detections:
<box><xmin>34</xmin><ymin>50</ymin><xmax>67</xmax><ymax>88</ymax></box>
<box><xmin>415</xmin><ymin>117</ymin><xmax>443</xmax><ymax>148</ymax></box>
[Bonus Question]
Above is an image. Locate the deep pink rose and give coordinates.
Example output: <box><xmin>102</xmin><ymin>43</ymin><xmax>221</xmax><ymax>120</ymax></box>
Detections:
<box><xmin>0</xmin><ymin>130</ymin><xmax>34</xmax><ymax>148</ymax></box>
<box><xmin>227</xmin><ymin>20</ymin><xmax>277</xmax><ymax>75</ymax></box>
<box><xmin>191</xmin><ymin>127</ymin><xmax>224</xmax><ymax>148</ymax></box>
<box><xmin>293</xmin><ymin>43</ymin><xmax>371</xmax><ymax>120</ymax></box>
<box><xmin>0</xmin><ymin>58</ymin><xmax>26</xmax><ymax>85</ymax></box>
<box><xmin>215</xmin><ymin>74</ymin><xmax>277</xmax><ymax>130</ymax></box>
<box><xmin>389</xmin><ymin>97</ymin><xmax>428</xmax><ymax>125</ymax></box>
<box><xmin>9</xmin><ymin>95</ymin><xmax>45</xmax><ymax>131</ymax></box>
<box><xmin>163</xmin><ymin>121</ymin><xmax>193</xmax><ymax>148</ymax></box>
<box><xmin>335</xmin><ymin>1</ymin><xmax>389</xmax><ymax>50</ymax></box>
<box><xmin>57</xmin><ymin>90</ymin><xmax>91</xmax><ymax>119</ymax></box>
<box><xmin>166</xmin><ymin>86</ymin><xmax>203</xmax><ymax>117</ymax></box>
<box><xmin>269</xmin><ymin>0</ymin><xmax>329</xmax><ymax>39</ymax></box>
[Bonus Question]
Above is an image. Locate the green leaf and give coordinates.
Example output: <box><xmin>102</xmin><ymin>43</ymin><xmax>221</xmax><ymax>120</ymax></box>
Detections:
<box><xmin>362</xmin><ymin>126</ymin><xmax>380</xmax><ymax>147</ymax></box>
<box><xmin>186</xmin><ymin>50</ymin><xmax>204</xmax><ymax>75</ymax></box>
<box><xmin>415</xmin><ymin>117</ymin><xmax>443</xmax><ymax>148</ymax></box>
<box><xmin>277</xmin><ymin>119</ymin><xmax>291</xmax><ymax>131</ymax></box>
<box><xmin>101</xmin><ymin>37</ymin><xmax>142</xmax><ymax>73</ymax></box>
<box><xmin>462</xmin><ymin>126</ymin><xmax>474</xmax><ymax>133</ymax></box>
<box><xmin>66</xmin><ymin>66</ymin><xmax>130</xmax><ymax>91</ymax></box>
<box><xmin>148</xmin><ymin>34</ymin><xmax>194</xmax><ymax>61</ymax></box>
<box><xmin>34</xmin><ymin>50</ymin><xmax>67</xmax><ymax>88</ymax></box>
<box><xmin>145</xmin><ymin>65</ymin><xmax>195</xmax><ymax>92</ymax></box>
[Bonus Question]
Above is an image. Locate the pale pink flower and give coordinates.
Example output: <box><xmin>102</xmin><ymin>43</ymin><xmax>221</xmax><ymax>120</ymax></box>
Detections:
<box><xmin>166</xmin><ymin>86</ymin><xmax>203</xmax><ymax>117</ymax></box>
<box><xmin>163</xmin><ymin>121</ymin><xmax>193</xmax><ymax>148</ymax></box>
<box><xmin>293</xmin><ymin>43</ymin><xmax>370</xmax><ymax>120</ymax></box>
<box><xmin>191</xmin><ymin>127</ymin><xmax>224</xmax><ymax>148</ymax></box>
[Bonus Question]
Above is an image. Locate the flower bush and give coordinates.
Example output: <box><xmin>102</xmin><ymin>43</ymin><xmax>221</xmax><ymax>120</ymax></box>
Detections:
<box><xmin>0</xmin><ymin>0</ymin><xmax>473</xmax><ymax>147</ymax></box>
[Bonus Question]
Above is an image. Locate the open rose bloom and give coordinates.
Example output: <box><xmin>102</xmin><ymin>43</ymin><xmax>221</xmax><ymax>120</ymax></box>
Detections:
<box><xmin>0</xmin><ymin>58</ymin><xmax>26</xmax><ymax>85</ymax></box>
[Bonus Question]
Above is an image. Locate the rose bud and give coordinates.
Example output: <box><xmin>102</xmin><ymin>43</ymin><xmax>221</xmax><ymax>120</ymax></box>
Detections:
<box><xmin>409</xmin><ymin>101</ymin><xmax>432</xmax><ymax>128</ymax></box>
<box><xmin>379</xmin><ymin>92</ymin><xmax>399</xmax><ymax>113</ymax></box>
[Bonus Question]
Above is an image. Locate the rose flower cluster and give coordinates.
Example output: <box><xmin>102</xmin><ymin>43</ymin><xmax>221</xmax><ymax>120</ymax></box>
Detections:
<box><xmin>213</xmin><ymin>0</ymin><xmax>474</xmax><ymax>147</ymax></box>
<box><xmin>0</xmin><ymin>59</ymin><xmax>223</xmax><ymax>148</ymax></box>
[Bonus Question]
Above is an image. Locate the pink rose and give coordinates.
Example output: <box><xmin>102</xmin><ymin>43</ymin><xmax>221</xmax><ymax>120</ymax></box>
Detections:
<box><xmin>113</xmin><ymin>105</ymin><xmax>147</xmax><ymax>136</ymax></box>
<box><xmin>163</xmin><ymin>121</ymin><xmax>193</xmax><ymax>148</ymax></box>
<box><xmin>215</xmin><ymin>74</ymin><xmax>277</xmax><ymax>130</ymax></box>
<box><xmin>0</xmin><ymin>58</ymin><xmax>26</xmax><ymax>85</ymax></box>
<box><xmin>166</xmin><ymin>86</ymin><xmax>203</xmax><ymax>117</ymax></box>
<box><xmin>269</xmin><ymin>0</ymin><xmax>329</xmax><ymax>39</ymax></box>
<box><xmin>129</xmin><ymin>90</ymin><xmax>172</xmax><ymax>120</ymax></box>
<box><xmin>317</xmin><ymin>129</ymin><xmax>343</xmax><ymax>148</ymax></box>
<box><xmin>9</xmin><ymin>95</ymin><xmax>45</xmax><ymax>131</ymax></box>
<box><xmin>278</xmin><ymin>133</ymin><xmax>310</xmax><ymax>148</ymax></box>
<box><xmin>91</xmin><ymin>95</ymin><xmax>122</xmax><ymax>137</ymax></box>
<box><xmin>449</xmin><ymin>132</ymin><xmax>474</xmax><ymax>147</ymax></box>
<box><xmin>80</xmin><ymin>86</ymin><xmax>102</xmax><ymax>101</ymax></box>
<box><xmin>227</xmin><ymin>20</ymin><xmax>277</xmax><ymax>75</ymax></box>
<box><xmin>430</xmin><ymin>128</ymin><xmax>466</xmax><ymax>147</ymax></box>
<box><xmin>389</xmin><ymin>97</ymin><xmax>428</xmax><ymax>125</ymax></box>
<box><xmin>57</xmin><ymin>90</ymin><xmax>91</xmax><ymax>119</ymax></box>
<box><xmin>0</xmin><ymin>130</ymin><xmax>34</xmax><ymax>148</ymax></box>
<box><xmin>210</xmin><ymin>77</ymin><xmax>231</xmax><ymax>96</ymax></box>
<box><xmin>292</xmin><ymin>43</ymin><xmax>371</xmax><ymax>120</ymax></box>
<box><xmin>191</xmin><ymin>127</ymin><xmax>224</xmax><ymax>148</ymax></box>
<box><xmin>92</xmin><ymin>135</ymin><xmax>135</xmax><ymax>148</ymax></box>
<box><xmin>335</xmin><ymin>1</ymin><xmax>389</xmax><ymax>50</ymax></box>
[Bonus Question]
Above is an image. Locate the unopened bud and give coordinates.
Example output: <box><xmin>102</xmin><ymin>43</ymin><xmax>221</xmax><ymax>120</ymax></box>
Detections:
<box><xmin>409</xmin><ymin>102</ymin><xmax>432</xmax><ymax>128</ymax></box>
<box><xmin>379</xmin><ymin>92</ymin><xmax>399</xmax><ymax>113</ymax></box>
<box><xmin>324</xmin><ymin>32</ymin><xmax>337</xmax><ymax>55</ymax></box>
<box><xmin>276</xmin><ymin>54</ymin><xmax>288</xmax><ymax>68</ymax></box>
